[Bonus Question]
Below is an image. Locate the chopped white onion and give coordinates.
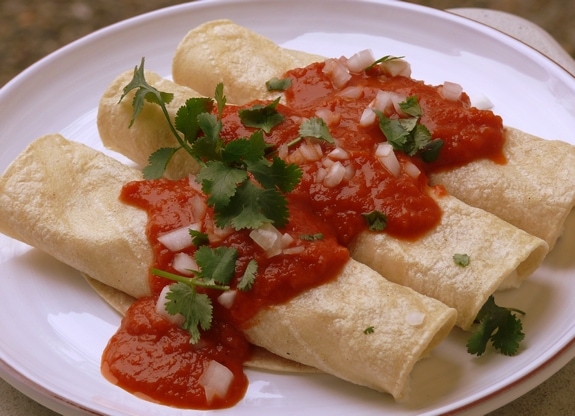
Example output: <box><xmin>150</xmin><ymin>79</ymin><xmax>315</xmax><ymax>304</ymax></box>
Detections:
<box><xmin>323</xmin><ymin>161</ymin><xmax>346</xmax><ymax>188</ymax></box>
<box><xmin>315</xmin><ymin>108</ymin><xmax>341</xmax><ymax>126</ymax></box>
<box><xmin>471</xmin><ymin>93</ymin><xmax>494</xmax><ymax>110</ymax></box>
<box><xmin>281</xmin><ymin>232</ymin><xmax>295</xmax><ymax>247</ymax></box>
<box><xmin>250</xmin><ymin>223</ymin><xmax>283</xmax><ymax>257</ymax></box>
<box><xmin>359</xmin><ymin>106</ymin><xmax>377</xmax><ymax>127</ymax></box>
<box><xmin>405</xmin><ymin>310</ymin><xmax>425</xmax><ymax>326</ymax></box>
<box><xmin>299</xmin><ymin>142</ymin><xmax>324</xmax><ymax>162</ymax></box>
<box><xmin>346</xmin><ymin>49</ymin><xmax>376</xmax><ymax>73</ymax></box>
<box><xmin>198</xmin><ymin>360</ymin><xmax>234</xmax><ymax>404</ymax></box>
<box><xmin>336</xmin><ymin>85</ymin><xmax>364</xmax><ymax>99</ymax></box>
<box><xmin>172</xmin><ymin>252</ymin><xmax>198</xmax><ymax>275</ymax></box>
<box><xmin>381</xmin><ymin>59</ymin><xmax>412</xmax><ymax>77</ymax></box>
<box><xmin>403</xmin><ymin>161</ymin><xmax>421</xmax><ymax>179</ymax></box>
<box><xmin>391</xmin><ymin>93</ymin><xmax>408</xmax><ymax>116</ymax></box>
<box><xmin>278</xmin><ymin>144</ymin><xmax>289</xmax><ymax>160</ymax></box>
<box><xmin>217</xmin><ymin>290</ymin><xmax>237</xmax><ymax>309</ymax></box>
<box><xmin>375</xmin><ymin>143</ymin><xmax>401</xmax><ymax>177</ymax></box>
<box><xmin>157</xmin><ymin>223</ymin><xmax>200</xmax><ymax>252</ymax></box>
<box><xmin>327</xmin><ymin>147</ymin><xmax>350</xmax><ymax>161</ymax></box>
<box><xmin>155</xmin><ymin>285</ymin><xmax>185</xmax><ymax>326</ymax></box>
<box><xmin>440</xmin><ymin>81</ymin><xmax>463</xmax><ymax>101</ymax></box>
<box><xmin>316</xmin><ymin>166</ymin><xmax>327</xmax><ymax>183</ymax></box>
<box><xmin>282</xmin><ymin>245</ymin><xmax>305</xmax><ymax>255</ymax></box>
<box><xmin>208</xmin><ymin>225</ymin><xmax>234</xmax><ymax>244</ymax></box>
<box><xmin>190</xmin><ymin>195</ymin><xmax>207</xmax><ymax>222</ymax></box>
<box><xmin>322</xmin><ymin>58</ymin><xmax>351</xmax><ymax>89</ymax></box>
<box><xmin>373</xmin><ymin>90</ymin><xmax>394</xmax><ymax>113</ymax></box>
<box><xmin>188</xmin><ymin>175</ymin><xmax>203</xmax><ymax>193</ymax></box>
<box><xmin>344</xmin><ymin>164</ymin><xmax>356</xmax><ymax>181</ymax></box>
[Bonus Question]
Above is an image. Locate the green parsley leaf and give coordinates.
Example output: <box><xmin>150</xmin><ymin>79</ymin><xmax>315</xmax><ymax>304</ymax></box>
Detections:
<box><xmin>142</xmin><ymin>147</ymin><xmax>180</xmax><ymax>180</ymax></box>
<box><xmin>362</xmin><ymin>210</ymin><xmax>388</xmax><ymax>231</ymax></box>
<box><xmin>299</xmin><ymin>233</ymin><xmax>324</xmax><ymax>241</ymax></box>
<box><xmin>175</xmin><ymin>97</ymin><xmax>214</xmax><ymax>145</ymax></box>
<box><xmin>299</xmin><ymin>117</ymin><xmax>335</xmax><ymax>144</ymax></box>
<box><xmin>196</xmin><ymin>160</ymin><xmax>248</xmax><ymax>208</ymax></box>
<box><xmin>215</xmin><ymin>181</ymin><xmax>290</xmax><ymax>230</ymax></box>
<box><xmin>189</xmin><ymin>229</ymin><xmax>209</xmax><ymax>247</ymax></box>
<box><xmin>266</xmin><ymin>77</ymin><xmax>292</xmax><ymax>91</ymax></box>
<box><xmin>214</xmin><ymin>82</ymin><xmax>226</xmax><ymax>119</ymax></box>
<box><xmin>164</xmin><ymin>282</ymin><xmax>212</xmax><ymax>344</ymax></box>
<box><xmin>194</xmin><ymin>245</ymin><xmax>238</xmax><ymax>285</ymax></box>
<box><xmin>120</xmin><ymin>58</ymin><xmax>175</xmax><ymax>127</ymax></box>
<box><xmin>453</xmin><ymin>253</ymin><xmax>470</xmax><ymax>267</ymax></box>
<box><xmin>364</xmin><ymin>55</ymin><xmax>404</xmax><ymax>71</ymax></box>
<box><xmin>466</xmin><ymin>296</ymin><xmax>526</xmax><ymax>356</ymax></box>
<box><xmin>239</xmin><ymin>97</ymin><xmax>285</xmax><ymax>133</ymax></box>
<box><xmin>238</xmin><ymin>259</ymin><xmax>258</xmax><ymax>291</ymax></box>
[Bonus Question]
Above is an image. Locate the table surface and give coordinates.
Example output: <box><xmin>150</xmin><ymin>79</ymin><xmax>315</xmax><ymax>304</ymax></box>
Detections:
<box><xmin>1</xmin><ymin>4</ymin><xmax>574</xmax><ymax>416</ymax></box>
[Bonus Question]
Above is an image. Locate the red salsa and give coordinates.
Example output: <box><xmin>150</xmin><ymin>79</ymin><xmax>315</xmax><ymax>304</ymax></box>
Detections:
<box><xmin>102</xmin><ymin>56</ymin><xmax>505</xmax><ymax>409</ymax></box>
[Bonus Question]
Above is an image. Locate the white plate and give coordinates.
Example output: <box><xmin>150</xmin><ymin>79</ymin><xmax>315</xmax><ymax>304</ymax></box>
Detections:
<box><xmin>1</xmin><ymin>0</ymin><xmax>574</xmax><ymax>415</ymax></box>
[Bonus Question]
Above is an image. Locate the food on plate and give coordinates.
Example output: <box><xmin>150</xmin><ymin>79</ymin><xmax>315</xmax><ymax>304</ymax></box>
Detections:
<box><xmin>98</xmin><ymin>49</ymin><xmax>548</xmax><ymax>331</ymax></box>
<box><xmin>0</xmin><ymin>134</ymin><xmax>457</xmax><ymax>406</ymax></box>
<box><xmin>171</xmin><ymin>19</ymin><xmax>575</xmax><ymax>249</ymax></box>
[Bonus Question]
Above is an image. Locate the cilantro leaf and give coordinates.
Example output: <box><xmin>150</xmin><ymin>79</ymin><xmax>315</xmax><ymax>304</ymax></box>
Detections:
<box><xmin>215</xmin><ymin>181</ymin><xmax>289</xmax><ymax>230</ymax></box>
<box><xmin>196</xmin><ymin>160</ymin><xmax>248</xmax><ymax>209</ymax></box>
<box><xmin>238</xmin><ymin>259</ymin><xmax>258</xmax><ymax>291</ymax></box>
<box><xmin>299</xmin><ymin>233</ymin><xmax>324</xmax><ymax>241</ymax></box>
<box><xmin>466</xmin><ymin>296</ymin><xmax>526</xmax><ymax>356</ymax></box>
<box><xmin>164</xmin><ymin>282</ymin><xmax>213</xmax><ymax>344</ymax></box>
<box><xmin>214</xmin><ymin>82</ymin><xmax>226</xmax><ymax>118</ymax></box>
<box><xmin>362</xmin><ymin>210</ymin><xmax>388</xmax><ymax>231</ymax></box>
<box><xmin>175</xmin><ymin>97</ymin><xmax>214</xmax><ymax>144</ymax></box>
<box><xmin>222</xmin><ymin>131</ymin><xmax>267</xmax><ymax>164</ymax></box>
<box><xmin>247</xmin><ymin>156</ymin><xmax>302</xmax><ymax>193</ymax></box>
<box><xmin>363</xmin><ymin>326</ymin><xmax>375</xmax><ymax>335</ymax></box>
<box><xmin>189</xmin><ymin>229</ymin><xmax>209</xmax><ymax>247</ymax></box>
<box><xmin>120</xmin><ymin>58</ymin><xmax>174</xmax><ymax>127</ymax></box>
<box><xmin>453</xmin><ymin>253</ymin><xmax>470</xmax><ymax>267</ymax></box>
<box><xmin>143</xmin><ymin>147</ymin><xmax>180</xmax><ymax>180</ymax></box>
<box><xmin>266</xmin><ymin>77</ymin><xmax>292</xmax><ymax>91</ymax></box>
<box><xmin>239</xmin><ymin>97</ymin><xmax>285</xmax><ymax>133</ymax></box>
<box><xmin>364</xmin><ymin>55</ymin><xmax>405</xmax><ymax>71</ymax></box>
<box><xmin>195</xmin><ymin>245</ymin><xmax>238</xmax><ymax>285</ymax></box>
<box><xmin>299</xmin><ymin>117</ymin><xmax>335</xmax><ymax>144</ymax></box>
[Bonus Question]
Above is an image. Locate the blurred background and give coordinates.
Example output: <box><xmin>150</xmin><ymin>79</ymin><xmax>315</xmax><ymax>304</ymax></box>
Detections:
<box><xmin>0</xmin><ymin>0</ymin><xmax>574</xmax><ymax>87</ymax></box>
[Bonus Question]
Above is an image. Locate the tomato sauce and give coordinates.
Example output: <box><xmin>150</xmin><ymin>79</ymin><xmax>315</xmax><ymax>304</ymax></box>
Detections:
<box><xmin>102</xmin><ymin>57</ymin><xmax>506</xmax><ymax>409</ymax></box>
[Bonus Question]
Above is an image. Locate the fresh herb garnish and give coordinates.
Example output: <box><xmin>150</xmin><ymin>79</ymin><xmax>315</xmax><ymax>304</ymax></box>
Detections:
<box><xmin>375</xmin><ymin>95</ymin><xmax>443</xmax><ymax>162</ymax></box>
<box><xmin>122</xmin><ymin>59</ymin><xmax>303</xmax><ymax>342</ymax></box>
<box><xmin>364</xmin><ymin>55</ymin><xmax>405</xmax><ymax>71</ymax></box>
<box><xmin>299</xmin><ymin>117</ymin><xmax>335</xmax><ymax>144</ymax></box>
<box><xmin>266</xmin><ymin>77</ymin><xmax>292</xmax><ymax>91</ymax></box>
<box><xmin>467</xmin><ymin>296</ymin><xmax>526</xmax><ymax>356</ymax></box>
<box><xmin>362</xmin><ymin>210</ymin><xmax>388</xmax><ymax>231</ymax></box>
<box><xmin>299</xmin><ymin>233</ymin><xmax>324</xmax><ymax>241</ymax></box>
<box><xmin>363</xmin><ymin>326</ymin><xmax>375</xmax><ymax>335</ymax></box>
<box><xmin>453</xmin><ymin>253</ymin><xmax>470</xmax><ymax>267</ymax></box>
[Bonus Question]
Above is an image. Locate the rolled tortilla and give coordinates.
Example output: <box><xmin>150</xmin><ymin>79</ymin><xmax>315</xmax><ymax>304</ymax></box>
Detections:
<box><xmin>171</xmin><ymin>19</ymin><xmax>575</xmax><ymax>249</ymax></box>
<box><xmin>172</xmin><ymin>19</ymin><xmax>324</xmax><ymax>105</ymax></box>
<box><xmin>97</xmin><ymin>70</ymin><xmax>201</xmax><ymax>180</ymax></box>
<box><xmin>98</xmin><ymin>71</ymin><xmax>548</xmax><ymax>329</ymax></box>
<box><xmin>0</xmin><ymin>133</ymin><xmax>457</xmax><ymax>400</ymax></box>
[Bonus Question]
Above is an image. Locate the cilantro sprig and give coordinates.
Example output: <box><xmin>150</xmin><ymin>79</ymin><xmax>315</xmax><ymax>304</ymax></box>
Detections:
<box><xmin>375</xmin><ymin>95</ymin><xmax>443</xmax><ymax>162</ymax></box>
<box><xmin>467</xmin><ymin>296</ymin><xmax>526</xmax><ymax>356</ymax></box>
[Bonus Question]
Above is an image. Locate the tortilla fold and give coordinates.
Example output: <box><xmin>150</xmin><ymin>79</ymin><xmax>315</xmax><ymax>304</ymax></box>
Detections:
<box><xmin>0</xmin><ymin>134</ymin><xmax>458</xmax><ymax>400</ymax></box>
<box><xmin>171</xmin><ymin>19</ymin><xmax>575</xmax><ymax>249</ymax></box>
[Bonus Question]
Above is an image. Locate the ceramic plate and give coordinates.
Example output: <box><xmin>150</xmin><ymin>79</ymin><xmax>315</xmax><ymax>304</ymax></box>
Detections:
<box><xmin>1</xmin><ymin>0</ymin><xmax>574</xmax><ymax>415</ymax></box>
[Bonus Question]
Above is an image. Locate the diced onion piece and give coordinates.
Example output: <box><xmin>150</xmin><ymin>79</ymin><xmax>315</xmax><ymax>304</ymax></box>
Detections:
<box><xmin>198</xmin><ymin>360</ymin><xmax>234</xmax><ymax>404</ymax></box>
<box><xmin>172</xmin><ymin>252</ymin><xmax>198</xmax><ymax>275</ymax></box>
<box><xmin>327</xmin><ymin>147</ymin><xmax>350</xmax><ymax>161</ymax></box>
<box><xmin>315</xmin><ymin>108</ymin><xmax>341</xmax><ymax>126</ymax></box>
<box><xmin>316</xmin><ymin>166</ymin><xmax>327</xmax><ymax>183</ymax></box>
<box><xmin>381</xmin><ymin>59</ymin><xmax>412</xmax><ymax>77</ymax></box>
<box><xmin>440</xmin><ymin>81</ymin><xmax>463</xmax><ymax>101</ymax></box>
<box><xmin>471</xmin><ymin>93</ymin><xmax>494</xmax><ymax>110</ymax></box>
<box><xmin>217</xmin><ymin>290</ymin><xmax>237</xmax><ymax>309</ymax></box>
<box><xmin>188</xmin><ymin>174</ymin><xmax>203</xmax><ymax>193</ymax></box>
<box><xmin>403</xmin><ymin>161</ymin><xmax>421</xmax><ymax>179</ymax></box>
<box><xmin>277</xmin><ymin>144</ymin><xmax>289</xmax><ymax>160</ymax></box>
<box><xmin>323</xmin><ymin>161</ymin><xmax>346</xmax><ymax>188</ymax></box>
<box><xmin>157</xmin><ymin>224</ymin><xmax>200</xmax><ymax>252</ymax></box>
<box><xmin>250</xmin><ymin>223</ymin><xmax>283</xmax><ymax>257</ymax></box>
<box><xmin>406</xmin><ymin>310</ymin><xmax>426</xmax><ymax>326</ymax></box>
<box><xmin>390</xmin><ymin>93</ymin><xmax>408</xmax><ymax>115</ymax></box>
<box><xmin>190</xmin><ymin>195</ymin><xmax>207</xmax><ymax>222</ymax></box>
<box><xmin>282</xmin><ymin>245</ymin><xmax>305</xmax><ymax>255</ymax></box>
<box><xmin>299</xmin><ymin>142</ymin><xmax>324</xmax><ymax>162</ymax></box>
<box><xmin>322</xmin><ymin>58</ymin><xmax>351</xmax><ymax>88</ymax></box>
<box><xmin>359</xmin><ymin>106</ymin><xmax>377</xmax><ymax>127</ymax></box>
<box><xmin>346</xmin><ymin>49</ymin><xmax>376</xmax><ymax>73</ymax></box>
<box><xmin>337</xmin><ymin>85</ymin><xmax>364</xmax><ymax>99</ymax></box>
<box><xmin>209</xmin><ymin>225</ymin><xmax>234</xmax><ymax>244</ymax></box>
<box><xmin>155</xmin><ymin>285</ymin><xmax>185</xmax><ymax>326</ymax></box>
<box><xmin>281</xmin><ymin>232</ymin><xmax>295</xmax><ymax>247</ymax></box>
<box><xmin>344</xmin><ymin>164</ymin><xmax>356</xmax><ymax>181</ymax></box>
<box><xmin>373</xmin><ymin>90</ymin><xmax>393</xmax><ymax>113</ymax></box>
<box><xmin>375</xmin><ymin>143</ymin><xmax>401</xmax><ymax>177</ymax></box>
